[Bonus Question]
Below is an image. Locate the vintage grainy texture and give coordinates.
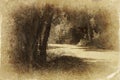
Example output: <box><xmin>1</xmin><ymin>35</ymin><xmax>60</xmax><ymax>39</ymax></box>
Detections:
<box><xmin>0</xmin><ymin>0</ymin><xmax>120</xmax><ymax>80</ymax></box>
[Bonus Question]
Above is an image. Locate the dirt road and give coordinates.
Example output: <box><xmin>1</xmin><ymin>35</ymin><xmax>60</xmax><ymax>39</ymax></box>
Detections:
<box><xmin>47</xmin><ymin>44</ymin><xmax>120</xmax><ymax>80</ymax></box>
<box><xmin>48</xmin><ymin>44</ymin><xmax>119</xmax><ymax>63</ymax></box>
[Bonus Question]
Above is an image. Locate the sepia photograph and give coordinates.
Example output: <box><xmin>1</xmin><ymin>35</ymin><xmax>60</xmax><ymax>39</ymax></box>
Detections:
<box><xmin>0</xmin><ymin>0</ymin><xmax>120</xmax><ymax>80</ymax></box>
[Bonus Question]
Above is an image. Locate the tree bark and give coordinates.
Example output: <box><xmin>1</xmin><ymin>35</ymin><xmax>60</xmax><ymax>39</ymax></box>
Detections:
<box><xmin>39</xmin><ymin>12</ymin><xmax>53</xmax><ymax>64</ymax></box>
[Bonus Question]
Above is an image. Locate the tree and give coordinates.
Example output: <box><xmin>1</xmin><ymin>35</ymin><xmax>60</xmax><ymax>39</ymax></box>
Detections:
<box><xmin>28</xmin><ymin>4</ymin><xmax>61</xmax><ymax>66</ymax></box>
<box><xmin>38</xmin><ymin>4</ymin><xmax>54</xmax><ymax>64</ymax></box>
<box><xmin>12</xmin><ymin>4</ymin><xmax>62</xmax><ymax>70</ymax></box>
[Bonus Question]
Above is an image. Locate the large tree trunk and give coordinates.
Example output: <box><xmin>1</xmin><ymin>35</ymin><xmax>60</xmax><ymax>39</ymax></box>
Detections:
<box><xmin>39</xmin><ymin>12</ymin><xmax>53</xmax><ymax>65</ymax></box>
<box><xmin>30</xmin><ymin>4</ymin><xmax>55</xmax><ymax>66</ymax></box>
<box><xmin>31</xmin><ymin>11</ymin><xmax>47</xmax><ymax>66</ymax></box>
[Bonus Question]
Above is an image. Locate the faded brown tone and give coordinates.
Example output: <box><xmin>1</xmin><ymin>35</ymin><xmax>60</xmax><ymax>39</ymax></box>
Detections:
<box><xmin>0</xmin><ymin>0</ymin><xmax>120</xmax><ymax>80</ymax></box>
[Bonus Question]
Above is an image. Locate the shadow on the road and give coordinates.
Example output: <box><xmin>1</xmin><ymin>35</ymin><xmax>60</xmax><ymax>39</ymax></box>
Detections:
<box><xmin>46</xmin><ymin>56</ymin><xmax>90</xmax><ymax>71</ymax></box>
<box><xmin>12</xmin><ymin>54</ymin><xmax>116</xmax><ymax>80</ymax></box>
<box><xmin>32</xmin><ymin>56</ymin><xmax>112</xmax><ymax>74</ymax></box>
